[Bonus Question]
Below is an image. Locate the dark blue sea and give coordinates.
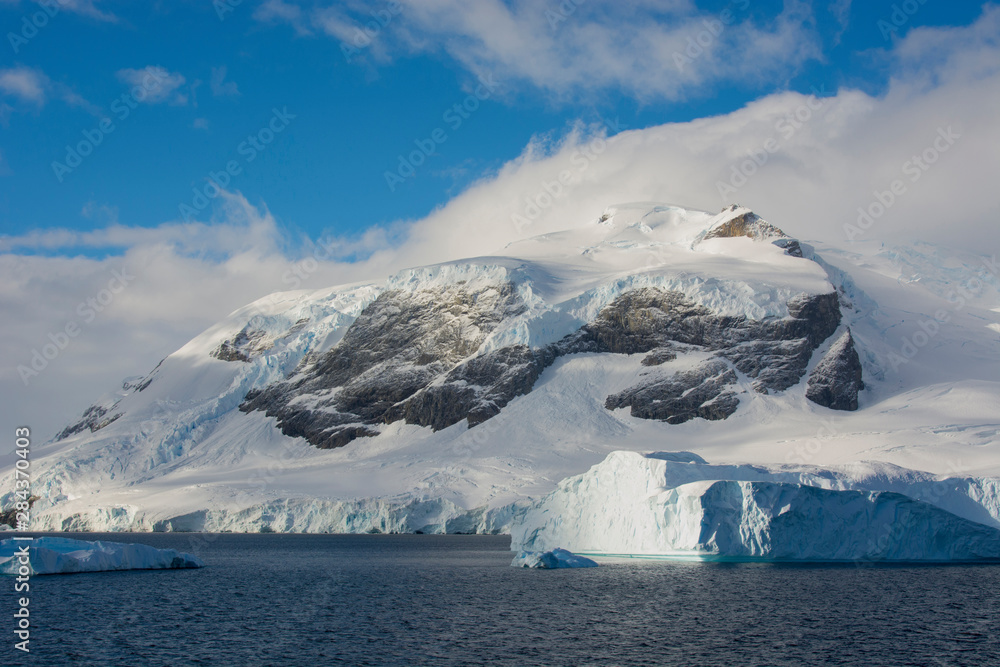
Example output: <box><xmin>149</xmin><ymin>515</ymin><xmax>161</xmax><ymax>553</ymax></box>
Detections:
<box><xmin>3</xmin><ymin>533</ymin><xmax>999</xmax><ymax>666</ymax></box>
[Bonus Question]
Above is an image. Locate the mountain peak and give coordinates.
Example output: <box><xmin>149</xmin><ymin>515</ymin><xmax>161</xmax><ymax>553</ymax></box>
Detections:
<box><xmin>699</xmin><ymin>204</ymin><xmax>802</xmax><ymax>257</ymax></box>
<box><xmin>704</xmin><ymin>204</ymin><xmax>788</xmax><ymax>241</ymax></box>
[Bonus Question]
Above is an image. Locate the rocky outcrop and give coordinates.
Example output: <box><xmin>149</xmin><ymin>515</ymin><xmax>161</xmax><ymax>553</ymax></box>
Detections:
<box><xmin>212</xmin><ymin>319</ymin><xmax>310</xmax><ymax>362</ymax></box>
<box><xmin>703</xmin><ymin>205</ymin><xmax>803</xmax><ymax>257</ymax></box>
<box><xmin>561</xmin><ymin>288</ymin><xmax>841</xmax><ymax>398</ymax></box>
<box><xmin>606</xmin><ymin>359</ymin><xmax>740</xmax><ymax>423</ymax></box>
<box><xmin>772</xmin><ymin>238</ymin><xmax>803</xmax><ymax>258</ymax></box>
<box><xmin>241</xmin><ymin>282</ymin><xmax>529</xmax><ymax>448</ymax></box>
<box><xmin>242</xmin><ymin>282</ymin><xmax>844</xmax><ymax>446</ymax></box>
<box><xmin>703</xmin><ymin>206</ymin><xmax>789</xmax><ymax>241</ymax></box>
<box><xmin>583</xmin><ymin>289</ymin><xmax>841</xmax><ymax>424</ymax></box>
<box><xmin>54</xmin><ymin>404</ymin><xmax>122</xmax><ymax>440</ymax></box>
<box><xmin>806</xmin><ymin>329</ymin><xmax>864</xmax><ymax>410</ymax></box>
<box><xmin>212</xmin><ymin>330</ymin><xmax>269</xmax><ymax>362</ymax></box>
<box><xmin>388</xmin><ymin>344</ymin><xmax>552</xmax><ymax>428</ymax></box>
<box><xmin>640</xmin><ymin>346</ymin><xmax>678</xmax><ymax>366</ymax></box>
<box><xmin>0</xmin><ymin>495</ymin><xmax>38</xmax><ymax>529</ymax></box>
<box><xmin>54</xmin><ymin>367</ymin><xmax>163</xmax><ymax>442</ymax></box>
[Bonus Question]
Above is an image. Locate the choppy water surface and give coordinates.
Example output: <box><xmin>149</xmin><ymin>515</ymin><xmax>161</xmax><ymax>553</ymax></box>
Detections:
<box><xmin>3</xmin><ymin>533</ymin><xmax>998</xmax><ymax>666</ymax></box>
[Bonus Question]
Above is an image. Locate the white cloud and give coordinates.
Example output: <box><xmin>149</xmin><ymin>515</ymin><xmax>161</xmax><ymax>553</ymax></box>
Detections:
<box><xmin>297</xmin><ymin>0</ymin><xmax>822</xmax><ymax>101</ymax></box>
<box><xmin>41</xmin><ymin>0</ymin><xmax>119</xmax><ymax>22</ymax></box>
<box><xmin>255</xmin><ymin>0</ymin><xmax>822</xmax><ymax>98</ymax></box>
<box><xmin>380</xmin><ymin>6</ymin><xmax>1000</xmax><ymax>264</ymax></box>
<box><xmin>116</xmin><ymin>66</ymin><xmax>188</xmax><ymax>105</ymax></box>
<box><xmin>253</xmin><ymin>0</ymin><xmax>313</xmax><ymax>36</ymax></box>
<box><xmin>830</xmin><ymin>0</ymin><xmax>851</xmax><ymax>29</ymax></box>
<box><xmin>0</xmin><ymin>66</ymin><xmax>46</xmax><ymax>105</ymax></box>
<box><xmin>55</xmin><ymin>86</ymin><xmax>101</xmax><ymax>115</ymax></box>
<box><xmin>80</xmin><ymin>201</ymin><xmax>119</xmax><ymax>224</ymax></box>
<box><xmin>210</xmin><ymin>66</ymin><xmax>240</xmax><ymax>97</ymax></box>
<box><xmin>0</xmin><ymin>195</ymin><xmax>358</xmax><ymax>443</ymax></box>
<box><xmin>3</xmin><ymin>7</ymin><xmax>1000</xmax><ymax>445</ymax></box>
<box><xmin>889</xmin><ymin>3</ymin><xmax>1000</xmax><ymax>88</ymax></box>
<box><xmin>0</xmin><ymin>66</ymin><xmax>100</xmax><ymax>115</ymax></box>
<box><xmin>193</xmin><ymin>117</ymin><xmax>210</xmax><ymax>130</ymax></box>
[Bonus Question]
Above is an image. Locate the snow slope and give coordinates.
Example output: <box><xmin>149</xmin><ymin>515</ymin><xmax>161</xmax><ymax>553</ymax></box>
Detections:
<box><xmin>2</xmin><ymin>203</ymin><xmax>998</xmax><ymax>536</ymax></box>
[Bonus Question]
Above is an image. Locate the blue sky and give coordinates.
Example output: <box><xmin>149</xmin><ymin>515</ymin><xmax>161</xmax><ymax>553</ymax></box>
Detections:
<box><xmin>2</xmin><ymin>0</ymin><xmax>999</xmax><ymax>441</ymax></box>
<box><xmin>0</xmin><ymin>0</ymin><xmax>986</xmax><ymax>251</ymax></box>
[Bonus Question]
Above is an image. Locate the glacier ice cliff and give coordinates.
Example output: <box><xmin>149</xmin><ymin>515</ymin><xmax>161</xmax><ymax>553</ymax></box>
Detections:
<box><xmin>510</xmin><ymin>451</ymin><xmax>1000</xmax><ymax>562</ymax></box>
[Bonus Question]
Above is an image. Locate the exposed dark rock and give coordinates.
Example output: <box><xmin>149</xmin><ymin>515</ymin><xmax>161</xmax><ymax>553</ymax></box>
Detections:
<box><xmin>55</xmin><ymin>405</ymin><xmax>123</xmax><ymax>441</ymax></box>
<box><xmin>559</xmin><ymin>289</ymin><xmax>718</xmax><ymax>354</ymax></box>
<box><xmin>132</xmin><ymin>359</ymin><xmax>163</xmax><ymax>393</ymax></box>
<box><xmin>559</xmin><ymin>288</ymin><xmax>840</xmax><ymax>393</ymax></box>
<box><xmin>212</xmin><ymin>319</ymin><xmax>310</xmax><ymax>362</ymax></box>
<box><xmin>241</xmin><ymin>282</ymin><xmax>528</xmax><ymax>448</ymax></box>
<box><xmin>55</xmin><ymin>366</ymin><xmax>164</xmax><ymax>440</ymax></box>
<box><xmin>720</xmin><ymin>339</ymin><xmax>813</xmax><ymax>393</ymax></box>
<box><xmin>213</xmin><ymin>345</ymin><xmax>252</xmax><ymax>363</ymax></box>
<box><xmin>0</xmin><ymin>495</ymin><xmax>38</xmax><ymax>528</ymax></box>
<box><xmin>704</xmin><ymin>206</ymin><xmax>788</xmax><ymax>241</ymax></box>
<box><xmin>389</xmin><ymin>344</ymin><xmax>551</xmax><ymax>429</ymax></box>
<box><xmin>562</xmin><ymin>288</ymin><xmax>839</xmax><ymax>420</ymax></box>
<box><xmin>704</xmin><ymin>206</ymin><xmax>803</xmax><ymax>257</ymax></box>
<box><xmin>641</xmin><ymin>346</ymin><xmax>679</xmax><ymax>366</ymax></box>
<box><xmin>785</xmin><ymin>292</ymin><xmax>843</xmax><ymax>347</ymax></box>
<box><xmin>806</xmin><ymin>329</ymin><xmax>865</xmax><ymax>411</ymax></box>
<box><xmin>772</xmin><ymin>238</ymin><xmax>803</xmax><ymax>257</ymax></box>
<box><xmin>241</xmin><ymin>281</ymin><xmax>843</xmax><ymax>448</ymax></box>
<box><xmin>606</xmin><ymin>359</ymin><xmax>740</xmax><ymax>424</ymax></box>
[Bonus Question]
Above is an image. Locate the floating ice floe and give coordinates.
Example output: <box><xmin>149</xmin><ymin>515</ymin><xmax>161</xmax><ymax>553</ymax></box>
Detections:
<box><xmin>0</xmin><ymin>537</ymin><xmax>204</xmax><ymax>575</ymax></box>
<box><xmin>510</xmin><ymin>451</ymin><xmax>1000</xmax><ymax>563</ymax></box>
<box><xmin>511</xmin><ymin>547</ymin><xmax>599</xmax><ymax>569</ymax></box>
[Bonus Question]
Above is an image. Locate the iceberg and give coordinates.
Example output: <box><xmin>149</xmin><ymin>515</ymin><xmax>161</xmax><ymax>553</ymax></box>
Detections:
<box><xmin>0</xmin><ymin>537</ymin><xmax>204</xmax><ymax>575</ymax></box>
<box><xmin>510</xmin><ymin>452</ymin><xmax>1000</xmax><ymax>562</ymax></box>
<box><xmin>511</xmin><ymin>548</ymin><xmax>598</xmax><ymax>569</ymax></box>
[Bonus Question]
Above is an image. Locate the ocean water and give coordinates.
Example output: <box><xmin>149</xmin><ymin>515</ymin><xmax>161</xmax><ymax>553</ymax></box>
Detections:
<box><xmin>3</xmin><ymin>533</ymin><xmax>999</xmax><ymax>666</ymax></box>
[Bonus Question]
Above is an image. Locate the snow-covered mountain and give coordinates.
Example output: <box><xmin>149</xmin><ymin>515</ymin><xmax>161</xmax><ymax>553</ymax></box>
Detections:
<box><xmin>7</xmin><ymin>203</ymin><xmax>1000</xmax><ymax>546</ymax></box>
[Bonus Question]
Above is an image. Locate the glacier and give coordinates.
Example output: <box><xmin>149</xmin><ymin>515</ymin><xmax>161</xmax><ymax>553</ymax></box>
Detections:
<box><xmin>0</xmin><ymin>537</ymin><xmax>204</xmax><ymax>575</ymax></box>
<box><xmin>510</xmin><ymin>451</ymin><xmax>1000</xmax><ymax>562</ymax></box>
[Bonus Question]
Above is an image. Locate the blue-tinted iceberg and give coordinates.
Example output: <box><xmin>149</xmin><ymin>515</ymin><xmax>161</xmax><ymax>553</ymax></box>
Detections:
<box><xmin>510</xmin><ymin>452</ymin><xmax>1000</xmax><ymax>562</ymax></box>
<box><xmin>511</xmin><ymin>548</ymin><xmax>598</xmax><ymax>569</ymax></box>
<box><xmin>0</xmin><ymin>537</ymin><xmax>204</xmax><ymax>575</ymax></box>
